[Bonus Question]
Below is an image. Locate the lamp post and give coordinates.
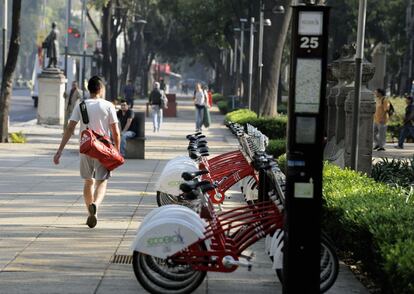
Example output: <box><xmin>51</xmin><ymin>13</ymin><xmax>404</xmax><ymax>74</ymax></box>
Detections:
<box><xmin>239</xmin><ymin>18</ymin><xmax>247</xmax><ymax>99</ymax></box>
<box><xmin>80</xmin><ymin>0</ymin><xmax>87</xmax><ymax>91</ymax></box>
<box><xmin>233</xmin><ymin>28</ymin><xmax>240</xmax><ymax>96</ymax></box>
<box><xmin>64</xmin><ymin>0</ymin><xmax>72</xmax><ymax>77</ymax></box>
<box><xmin>248</xmin><ymin>17</ymin><xmax>255</xmax><ymax>110</ymax></box>
<box><xmin>350</xmin><ymin>0</ymin><xmax>367</xmax><ymax>170</ymax></box>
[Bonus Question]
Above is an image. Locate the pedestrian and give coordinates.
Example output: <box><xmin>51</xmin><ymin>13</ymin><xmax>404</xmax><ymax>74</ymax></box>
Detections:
<box><xmin>373</xmin><ymin>88</ymin><xmax>390</xmax><ymax>151</ymax></box>
<box><xmin>53</xmin><ymin>76</ymin><xmax>120</xmax><ymax>228</ymax></box>
<box><xmin>64</xmin><ymin>81</ymin><xmax>82</xmax><ymax>131</ymax></box>
<box><xmin>395</xmin><ymin>96</ymin><xmax>414</xmax><ymax>149</ymax></box>
<box><xmin>149</xmin><ymin>81</ymin><xmax>163</xmax><ymax>132</ymax></box>
<box><xmin>117</xmin><ymin>100</ymin><xmax>136</xmax><ymax>156</ymax></box>
<box><xmin>193</xmin><ymin>83</ymin><xmax>206</xmax><ymax>132</ymax></box>
<box><xmin>160</xmin><ymin>78</ymin><xmax>166</xmax><ymax>92</ymax></box>
<box><xmin>123</xmin><ymin>79</ymin><xmax>135</xmax><ymax>109</ymax></box>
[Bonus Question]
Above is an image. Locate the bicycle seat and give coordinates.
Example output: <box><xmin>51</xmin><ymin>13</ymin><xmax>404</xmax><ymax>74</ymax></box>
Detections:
<box><xmin>187</xmin><ymin>134</ymin><xmax>206</xmax><ymax>142</ymax></box>
<box><xmin>181</xmin><ymin>169</ymin><xmax>209</xmax><ymax>181</ymax></box>
<box><xmin>199</xmin><ymin>183</ymin><xmax>215</xmax><ymax>193</ymax></box>
<box><xmin>182</xmin><ymin>190</ymin><xmax>201</xmax><ymax>200</ymax></box>
<box><xmin>198</xmin><ymin>147</ymin><xmax>209</xmax><ymax>154</ymax></box>
<box><xmin>189</xmin><ymin>151</ymin><xmax>200</xmax><ymax>160</ymax></box>
<box><xmin>179</xmin><ymin>180</ymin><xmax>211</xmax><ymax>192</ymax></box>
<box><xmin>186</xmin><ymin>132</ymin><xmax>202</xmax><ymax>139</ymax></box>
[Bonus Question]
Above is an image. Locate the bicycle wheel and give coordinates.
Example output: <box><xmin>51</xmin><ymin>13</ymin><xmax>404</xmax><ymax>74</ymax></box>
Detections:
<box><xmin>156</xmin><ymin>191</ymin><xmax>193</xmax><ymax>207</ymax></box>
<box><xmin>133</xmin><ymin>251</ymin><xmax>206</xmax><ymax>294</ymax></box>
<box><xmin>156</xmin><ymin>191</ymin><xmax>179</xmax><ymax>206</ymax></box>
<box><xmin>275</xmin><ymin>235</ymin><xmax>339</xmax><ymax>293</ymax></box>
<box><xmin>145</xmin><ymin>254</ymin><xmax>196</xmax><ymax>281</ymax></box>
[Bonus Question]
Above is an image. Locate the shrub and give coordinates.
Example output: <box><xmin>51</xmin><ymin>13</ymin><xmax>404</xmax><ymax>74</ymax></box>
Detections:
<box><xmin>225</xmin><ymin>109</ymin><xmax>287</xmax><ymax>140</ymax></box>
<box><xmin>266</xmin><ymin>139</ymin><xmax>286</xmax><ymax>159</ymax></box>
<box><xmin>276</xmin><ymin>153</ymin><xmax>287</xmax><ymax>173</ymax></box>
<box><xmin>225</xmin><ymin>109</ymin><xmax>257</xmax><ymax>124</ymax></box>
<box><xmin>372</xmin><ymin>157</ymin><xmax>414</xmax><ymax>188</ymax></box>
<box><xmin>248</xmin><ymin>116</ymin><xmax>287</xmax><ymax>139</ymax></box>
<box><xmin>10</xmin><ymin>131</ymin><xmax>27</xmax><ymax>143</ymax></box>
<box><xmin>217</xmin><ymin>100</ymin><xmax>228</xmax><ymax>114</ymax></box>
<box><xmin>323</xmin><ymin>163</ymin><xmax>414</xmax><ymax>293</ymax></box>
<box><xmin>212</xmin><ymin>93</ymin><xmax>226</xmax><ymax>104</ymax></box>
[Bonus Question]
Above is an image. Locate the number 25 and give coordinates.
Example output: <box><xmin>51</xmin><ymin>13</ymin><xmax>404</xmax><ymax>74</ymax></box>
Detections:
<box><xmin>300</xmin><ymin>37</ymin><xmax>319</xmax><ymax>49</ymax></box>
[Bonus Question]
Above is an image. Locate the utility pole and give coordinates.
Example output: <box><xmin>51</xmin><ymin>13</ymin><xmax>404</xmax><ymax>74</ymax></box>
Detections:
<box><xmin>80</xmin><ymin>0</ymin><xmax>86</xmax><ymax>91</ymax></box>
<box><xmin>64</xmin><ymin>0</ymin><xmax>72</xmax><ymax>77</ymax></box>
<box><xmin>257</xmin><ymin>0</ymin><xmax>264</xmax><ymax>116</ymax></box>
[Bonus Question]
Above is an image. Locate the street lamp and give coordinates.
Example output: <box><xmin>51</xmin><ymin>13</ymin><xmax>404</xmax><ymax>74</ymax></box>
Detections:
<box><xmin>248</xmin><ymin>17</ymin><xmax>255</xmax><ymax>110</ymax></box>
<box><xmin>239</xmin><ymin>18</ymin><xmax>247</xmax><ymax>98</ymax></box>
<box><xmin>350</xmin><ymin>0</ymin><xmax>368</xmax><ymax>170</ymax></box>
<box><xmin>64</xmin><ymin>0</ymin><xmax>72</xmax><ymax>77</ymax></box>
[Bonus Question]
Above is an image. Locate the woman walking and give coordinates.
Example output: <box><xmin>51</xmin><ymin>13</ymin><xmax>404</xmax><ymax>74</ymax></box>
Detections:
<box><xmin>193</xmin><ymin>83</ymin><xmax>206</xmax><ymax>132</ymax></box>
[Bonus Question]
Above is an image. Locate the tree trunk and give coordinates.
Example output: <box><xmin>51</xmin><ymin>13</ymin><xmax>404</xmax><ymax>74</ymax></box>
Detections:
<box><xmin>260</xmin><ymin>0</ymin><xmax>293</xmax><ymax>117</ymax></box>
<box><xmin>109</xmin><ymin>34</ymin><xmax>118</xmax><ymax>100</ymax></box>
<box><xmin>101</xmin><ymin>1</ymin><xmax>112</xmax><ymax>93</ymax></box>
<box><xmin>0</xmin><ymin>0</ymin><xmax>22</xmax><ymax>143</ymax></box>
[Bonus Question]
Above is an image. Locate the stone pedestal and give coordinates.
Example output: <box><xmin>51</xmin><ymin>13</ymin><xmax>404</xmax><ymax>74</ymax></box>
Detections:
<box><xmin>37</xmin><ymin>68</ymin><xmax>67</xmax><ymax>125</ymax></box>
<box><xmin>368</xmin><ymin>43</ymin><xmax>387</xmax><ymax>90</ymax></box>
<box><xmin>344</xmin><ymin>61</ymin><xmax>376</xmax><ymax>175</ymax></box>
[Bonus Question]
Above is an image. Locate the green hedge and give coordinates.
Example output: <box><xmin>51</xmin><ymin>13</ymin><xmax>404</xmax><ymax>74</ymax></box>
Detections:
<box><xmin>225</xmin><ymin>109</ymin><xmax>287</xmax><ymax>139</ymax></box>
<box><xmin>212</xmin><ymin>93</ymin><xmax>226</xmax><ymax>104</ymax></box>
<box><xmin>266</xmin><ymin>139</ymin><xmax>286</xmax><ymax>159</ymax></box>
<box><xmin>217</xmin><ymin>100</ymin><xmax>228</xmax><ymax>114</ymax></box>
<box><xmin>323</xmin><ymin>163</ymin><xmax>414</xmax><ymax>293</ymax></box>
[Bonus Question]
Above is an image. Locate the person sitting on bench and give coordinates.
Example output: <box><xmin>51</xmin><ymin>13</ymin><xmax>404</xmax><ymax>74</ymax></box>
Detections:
<box><xmin>117</xmin><ymin>100</ymin><xmax>136</xmax><ymax>157</ymax></box>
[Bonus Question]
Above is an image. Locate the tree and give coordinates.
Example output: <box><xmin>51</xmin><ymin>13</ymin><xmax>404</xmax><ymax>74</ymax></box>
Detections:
<box><xmin>0</xmin><ymin>0</ymin><xmax>22</xmax><ymax>143</ymax></box>
<box><xmin>259</xmin><ymin>0</ymin><xmax>293</xmax><ymax>116</ymax></box>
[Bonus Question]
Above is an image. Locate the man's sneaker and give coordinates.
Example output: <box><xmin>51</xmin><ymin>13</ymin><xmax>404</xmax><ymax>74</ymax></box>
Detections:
<box><xmin>394</xmin><ymin>145</ymin><xmax>404</xmax><ymax>149</ymax></box>
<box><xmin>87</xmin><ymin>203</ymin><xmax>97</xmax><ymax>228</ymax></box>
<box><xmin>377</xmin><ymin>147</ymin><xmax>385</xmax><ymax>151</ymax></box>
<box><xmin>373</xmin><ymin>145</ymin><xmax>380</xmax><ymax>150</ymax></box>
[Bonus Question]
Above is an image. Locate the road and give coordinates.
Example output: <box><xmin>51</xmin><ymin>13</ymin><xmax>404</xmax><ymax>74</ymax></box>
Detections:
<box><xmin>9</xmin><ymin>88</ymin><xmax>36</xmax><ymax>123</ymax></box>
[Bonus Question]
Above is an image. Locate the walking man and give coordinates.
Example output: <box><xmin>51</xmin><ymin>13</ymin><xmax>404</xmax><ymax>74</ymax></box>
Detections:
<box><xmin>53</xmin><ymin>76</ymin><xmax>120</xmax><ymax>228</ymax></box>
<box><xmin>123</xmin><ymin>80</ymin><xmax>135</xmax><ymax>109</ymax></box>
<box><xmin>64</xmin><ymin>81</ymin><xmax>82</xmax><ymax>131</ymax></box>
<box><xmin>149</xmin><ymin>82</ymin><xmax>163</xmax><ymax>132</ymax></box>
<box><xmin>373</xmin><ymin>88</ymin><xmax>390</xmax><ymax>151</ymax></box>
<box><xmin>395</xmin><ymin>96</ymin><xmax>414</xmax><ymax>149</ymax></box>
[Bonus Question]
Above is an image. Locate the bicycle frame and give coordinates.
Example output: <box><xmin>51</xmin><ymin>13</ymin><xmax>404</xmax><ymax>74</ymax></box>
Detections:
<box><xmin>200</xmin><ymin>149</ymin><xmax>258</xmax><ymax>204</ymax></box>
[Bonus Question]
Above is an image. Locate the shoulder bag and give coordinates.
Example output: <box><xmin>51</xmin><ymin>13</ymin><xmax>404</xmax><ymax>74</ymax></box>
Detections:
<box><xmin>79</xmin><ymin>101</ymin><xmax>124</xmax><ymax>171</ymax></box>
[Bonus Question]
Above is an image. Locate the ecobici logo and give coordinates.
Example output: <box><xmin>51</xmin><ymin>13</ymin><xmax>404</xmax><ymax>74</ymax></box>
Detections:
<box><xmin>146</xmin><ymin>229</ymin><xmax>184</xmax><ymax>247</ymax></box>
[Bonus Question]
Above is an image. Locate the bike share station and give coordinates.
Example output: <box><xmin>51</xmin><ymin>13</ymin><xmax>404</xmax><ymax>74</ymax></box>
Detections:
<box><xmin>129</xmin><ymin>3</ymin><xmax>337</xmax><ymax>294</ymax></box>
<box><xmin>284</xmin><ymin>4</ymin><xmax>330</xmax><ymax>294</ymax></box>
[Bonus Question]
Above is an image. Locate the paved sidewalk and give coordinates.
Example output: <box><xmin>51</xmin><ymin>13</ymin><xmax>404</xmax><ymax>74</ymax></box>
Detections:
<box><xmin>0</xmin><ymin>97</ymin><xmax>370</xmax><ymax>293</ymax></box>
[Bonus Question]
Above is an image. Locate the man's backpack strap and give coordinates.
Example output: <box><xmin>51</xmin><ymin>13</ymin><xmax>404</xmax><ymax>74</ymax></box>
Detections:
<box><xmin>80</xmin><ymin>101</ymin><xmax>90</xmax><ymax>125</ymax></box>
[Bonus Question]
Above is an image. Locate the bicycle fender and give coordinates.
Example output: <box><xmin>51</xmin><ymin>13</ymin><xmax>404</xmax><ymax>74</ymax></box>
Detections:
<box><xmin>131</xmin><ymin>217</ymin><xmax>205</xmax><ymax>259</ymax></box>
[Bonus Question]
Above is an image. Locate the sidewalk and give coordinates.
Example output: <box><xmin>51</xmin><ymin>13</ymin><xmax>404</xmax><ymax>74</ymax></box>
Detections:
<box><xmin>0</xmin><ymin>97</ymin><xmax>369</xmax><ymax>293</ymax></box>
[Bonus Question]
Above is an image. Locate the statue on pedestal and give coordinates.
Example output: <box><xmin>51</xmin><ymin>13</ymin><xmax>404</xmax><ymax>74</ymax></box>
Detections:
<box><xmin>42</xmin><ymin>22</ymin><xmax>60</xmax><ymax>69</ymax></box>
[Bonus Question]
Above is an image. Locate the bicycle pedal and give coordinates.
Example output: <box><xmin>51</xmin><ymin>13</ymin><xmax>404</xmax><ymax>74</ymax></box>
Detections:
<box><xmin>240</xmin><ymin>252</ymin><xmax>255</xmax><ymax>261</ymax></box>
<box><xmin>222</xmin><ymin>256</ymin><xmax>253</xmax><ymax>271</ymax></box>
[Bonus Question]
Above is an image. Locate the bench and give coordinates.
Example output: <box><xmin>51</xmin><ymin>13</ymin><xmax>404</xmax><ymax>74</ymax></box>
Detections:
<box><xmin>125</xmin><ymin>112</ymin><xmax>145</xmax><ymax>159</ymax></box>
